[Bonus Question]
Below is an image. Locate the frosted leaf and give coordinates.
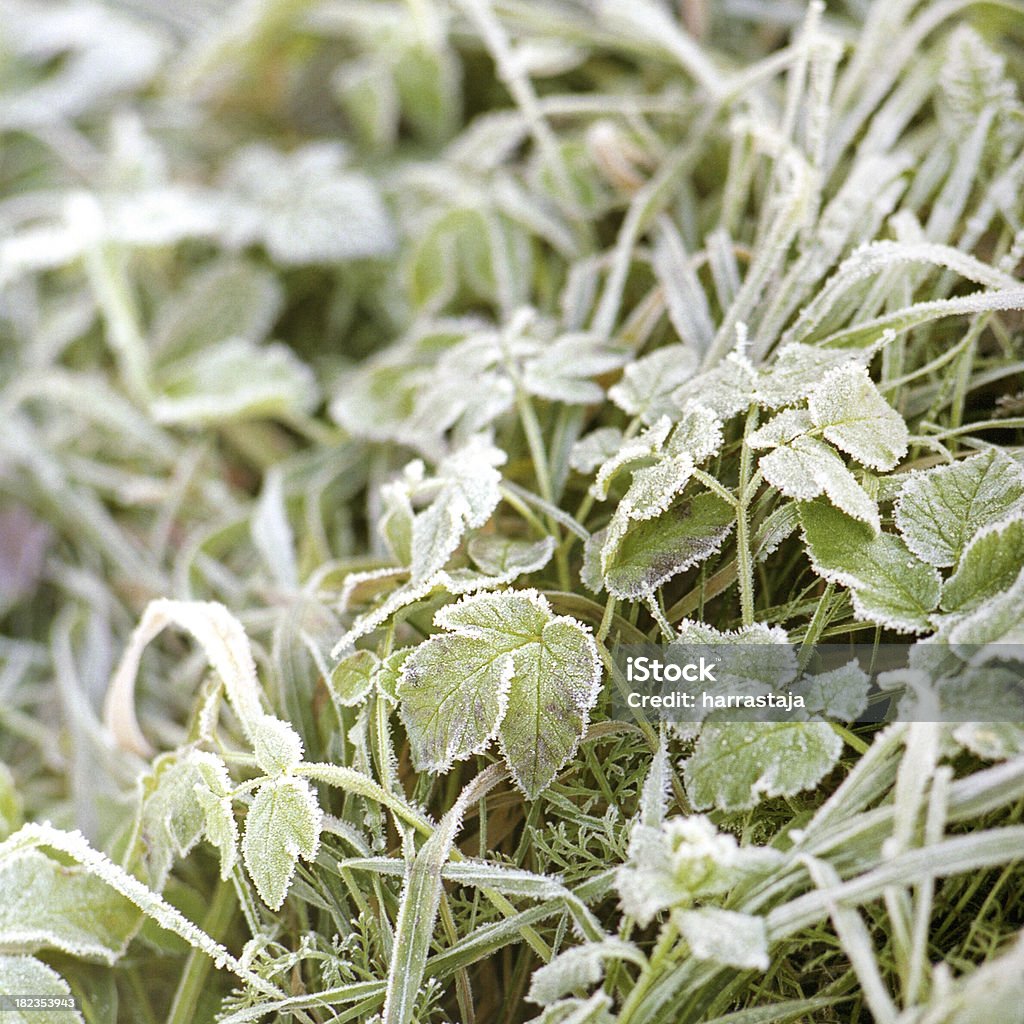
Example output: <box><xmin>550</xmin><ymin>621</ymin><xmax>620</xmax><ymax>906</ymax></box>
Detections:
<box><xmin>591</xmin><ymin>419</ymin><xmax>672</xmax><ymax>500</ymax></box>
<box><xmin>242</xmin><ymin>777</ymin><xmax>322</xmax><ymax>910</ymax></box>
<box><xmin>755</xmin><ymin>344</ymin><xmax>859</xmax><ymax>409</ymax></box>
<box><xmin>671</xmin><ymin>352</ymin><xmax>757</xmax><ymax>419</ymax></box>
<box><xmin>135</xmin><ymin>752</ymin><xmax>207</xmax><ymax>889</ymax></box>
<box><xmin>608</xmin><ymin>345</ymin><xmax>698</xmax><ymax>423</ymax></box>
<box><xmin>375</xmin><ymin>648</ymin><xmax>411</xmax><ymax>704</ymax></box>
<box><xmin>941</xmin><ymin>512</ymin><xmax>1024</xmax><ymax>613</ymax></box>
<box><xmin>895</xmin><ymin>450</ymin><xmax>1024</xmax><ymax>568</ymax></box>
<box><xmin>601</xmin><ymin>493</ymin><xmax>734</xmax><ymax>600</ymax></box>
<box><xmin>219</xmin><ymin>143</ymin><xmax>395</xmax><ymax>265</ymax></box>
<box><xmin>527</xmin><ymin>992</ymin><xmax>614</xmax><ymax>1024</ymax></box>
<box><xmin>398</xmin><ymin>590</ymin><xmax>601</xmax><ymax>797</ymax></box>
<box><xmin>807</xmin><ymin>364</ymin><xmax>908</xmax><ymax>471</ymax></box>
<box><xmin>939</xmin><ymin>26</ymin><xmax>1016</xmax><ymax>129</ymax></box>
<box><xmin>674</xmin><ymin>908</ymin><xmax>769</xmax><ymax>970</ymax></box>
<box><xmin>666</xmin><ymin>404</ymin><xmax>724</xmax><ymax>464</ymax></box>
<box><xmin>521</xmin><ymin>334</ymin><xmax>628</xmax><ymax>404</ymax></box>
<box><xmin>152</xmin><ymin>338</ymin><xmax>318</xmax><ymax>426</ymax></box>
<box><xmin>684</xmin><ymin>722</ymin><xmax>842</xmax><ymax>811</ymax></box>
<box><xmin>251</xmin><ymin>716</ymin><xmax>304</xmax><ymax>776</ymax></box>
<box><xmin>953</xmin><ymin>723</ymin><xmax>1024</xmax><ymax>761</ymax></box>
<box><xmin>653</xmin><ymin>219</ymin><xmax>715</xmax><ymax>354</ymax></box>
<box><xmin>0</xmin><ymin>2</ymin><xmax>164</xmax><ymax>128</ymax></box>
<box><xmin>569</xmin><ymin>427</ymin><xmax>624</xmax><ymax>474</ymax></box>
<box><xmin>580</xmin><ymin>530</ymin><xmax>606</xmax><ymax>595</ymax></box>
<box><xmin>0</xmin><ymin>850</ymin><xmax>139</xmax><ymax>963</ymax></box>
<box><xmin>467</xmin><ymin>535</ymin><xmax>555</xmax><ymax>577</ymax></box>
<box><xmin>671</xmin><ymin>620</ymin><xmax>796</xmax><ymax>693</ymax></box>
<box><xmin>192</xmin><ymin>761</ymin><xmax>239</xmax><ymax>883</ymax></box>
<box><xmin>794</xmin><ymin>661</ymin><xmax>870</xmax><ymax>722</ymax></box>
<box><xmin>252</xmin><ymin>468</ymin><xmax>298</xmax><ymax>589</ymax></box>
<box><xmin>527</xmin><ymin>940</ymin><xmax>644</xmax><ymax>1006</ymax></box>
<box><xmin>800</xmin><ymin>502</ymin><xmax>941</xmax><ymax>633</ymax></box>
<box><xmin>0</xmin><ymin>956</ymin><xmax>84</xmax><ymax>1023</ymax></box>
<box><xmin>748</xmin><ymin>409</ymin><xmax>814</xmax><ymax>450</ymax></box>
<box><xmin>379</xmin><ymin>439</ymin><xmax>505</xmax><ymax>583</ymax></box>
<box><xmin>616</xmin><ymin>815</ymin><xmax>780</xmax><ymax>925</ymax></box>
<box><xmin>618</xmin><ymin>454</ymin><xmax>696</xmax><ymax>524</ymax></box>
<box><xmin>639</xmin><ymin>741</ymin><xmax>671</xmax><ymax>828</ymax></box>
<box><xmin>400</xmin><ymin>633</ymin><xmax>513</xmax><ymax>773</ymax></box>
<box><xmin>328</xmin><ymin>649</ymin><xmax>380</xmax><ymax>708</ymax></box>
<box><xmin>760</xmin><ymin>437</ymin><xmax>880</xmax><ymax>530</ymax></box>
<box><xmin>948</xmin><ymin>567</ymin><xmax>1024</xmax><ymax>648</ymax></box>
<box><xmin>152</xmin><ymin>259</ymin><xmax>283</xmax><ymax>360</ymax></box>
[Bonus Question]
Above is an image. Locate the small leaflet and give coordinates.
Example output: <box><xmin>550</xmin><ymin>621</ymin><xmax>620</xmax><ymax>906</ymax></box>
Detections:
<box><xmin>397</xmin><ymin>590</ymin><xmax>601</xmax><ymax>798</ymax></box>
<box><xmin>940</xmin><ymin>512</ymin><xmax>1024</xmax><ymax>612</ymax></box>
<box><xmin>895</xmin><ymin>449</ymin><xmax>1024</xmax><ymax>568</ymax></box>
<box><xmin>800</xmin><ymin>501</ymin><xmax>941</xmax><ymax>633</ymax></box>
<box><xmin>608</xmin><ymin>344</ymin><xmax>699</xmax><ymax>423</ymax></box>
<box><xmin>683</xmin><ymin>721</ymin><xmax>843</xmax><ymax>811</ymax></box>
<box><xmin>242</xmin><ymin>776</ymin><xmax>322</xmax><ymax>911</ymax></box>
<box><xmin>807</xmin><ymin>364</ymin><xmax>908</xmax><ymax>471</ymax></box>
<box><xmin>674</xmin><ymin>907</ymin><xmax>769</xmax><ymax>970</ymax></box>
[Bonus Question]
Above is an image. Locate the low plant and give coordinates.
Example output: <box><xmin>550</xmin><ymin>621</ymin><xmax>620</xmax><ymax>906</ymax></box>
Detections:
<box><xmin>1</xmin><ymin>0</ymin><xmax>1024</xmax><ymax>1021</ymax></box>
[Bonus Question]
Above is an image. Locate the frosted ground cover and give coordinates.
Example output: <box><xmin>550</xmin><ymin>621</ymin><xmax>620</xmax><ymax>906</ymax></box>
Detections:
<box><xmin>1</xmin><ymin>0</ymin><xmax>1024</xmax><ymax>1021</ymax></box>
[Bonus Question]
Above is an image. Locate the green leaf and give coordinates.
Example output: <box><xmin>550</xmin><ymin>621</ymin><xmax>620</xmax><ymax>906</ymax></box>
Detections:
<box><xmin>0</xmin><ymin>956</ymin><xmax>84</xmax><ymax>1024</ymax></box>
<box><xmin>152</xmin><ymin>337</ymin><xmax>318</xmax><ymax>426</ymax></box>
<box><xmin>328</xmin><ymin>649</ymin><xmax>380</xmax><ymax>708</ymax></box>
<box><xmin>683</xmin><ymin>722</ymin><xmax>843</xmax><ymax>811</ymax></box>
<box><xmin>242</xmin><ymin>777</ymin><xmax>322</xmax><ymax>910</ymax></box>
<box><xmin>527</xmin><ymin>939</ymin><xmax>645</xmax><ymax>1006</ymax></box>
<box><xmin>135</xmin><ymin>752</ymin><xmax>207</xmax><ymax>890</ymax></box>
<box><xmin>941</xmin><ymin>513</ymin><xmax>1024</xmax><ymax>612</ymax></box>
<box><xmin>0</xmin><ymin>850</ymin><xmax>140</xmax><ymax>963</ymax></box>
<box><xmin>0</xmin><ymin>764</ymin><xmax>23</xmax><ymax>842</ymax></box>
<box><xmin>807</xmin><ymin>364</ymin><xmax>908</xmax><ymax>470</ymax></box>
<box><xmin>467</xmin><ymin>535</ymin><xmax>556</xmax><ymax>577</ymax></box>
<box><xmin>759</xmin><ymin>435</ymin><xmax>879</xmax><ymax>530</ymax></box>
<box><xmin>608</xmin><ymin>345</ymin><xmax>698</xmax><ymax>423</ymax></box>
<box><xmin>220</xmin><ymin>143</ymin><xmax>395</xmax><ymax>265</ymax></box>
<box><xmin>755</xmin><ymin>345</ymin><xmax>858</xmax><ymax>409</ymax></box>
<box><xmin>948</xmin><ymin>566</ymin><xmax>1024</xmax><ymax>646</ymax></box>
<box><xmin>800</xmin><ymin>501</ymin><xmax>941</xmax><ymax>632</ymax></box>
<box><xmin>191</xmin><ymin>753</ymin><xmax>239</xmax><ymax>881</ymax></box>
<box><xmin>601</xmin><ymin>492</ymin><xmax>735</xmax><ymax>601</ymax></box>
<box><xmin>894</xmin><ymin>449</ymin><xmax>1024</xmax><ymax>568</ymax></box>
<box><xmin>673</xmin><ymin>907</ymin><xmax>769</xmax><ymax>970</ymax></box>
<box><xmin>398</xmin><ymin>590</ymin><xmax>601</xmax><ymax>797</ymax></box>
<box><xmin>251</xmin><ymin>715</ymin><xmax>304</xmax><ymax>776</ymax></box>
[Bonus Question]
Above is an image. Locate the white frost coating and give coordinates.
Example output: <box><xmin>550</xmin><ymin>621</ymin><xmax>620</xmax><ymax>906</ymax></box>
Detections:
<box><xmin>894</xmin><ymin>449</ymin><xmax>1024</xmax><ymax>568</ymax></box>
<box><xmin>399</xmin><ymin>589</ymin><xmax>602</xmax><ymax>797</ymax></box>
<box><xmin>0</xmin><ymin>823</ymin><xmax>283</xmax><ymax>999</ymax></box>
<box><xmin>675</xmin><ymin>907</ymin><xmax>769</xmax><ymax>970</ymax></box>
<box><xmin>103</xmin><ymin>599</ymin><xmax>267</xmax><ymax>757</ymax></box>
<box><xmin>242</xmin><ymin>776</ymin><xmax>322</xmax><ymax>910</ymax></box>
<box><xmin>808</xmin><ymin>363</ymin><xmax>908</xmax><ymax>471</ymax></box>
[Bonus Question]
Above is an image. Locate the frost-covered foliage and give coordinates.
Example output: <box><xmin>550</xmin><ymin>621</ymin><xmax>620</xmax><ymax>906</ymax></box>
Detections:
<box><xmin>1</xmin><ymin>0</ymin><xmax>1024</xmax><ymax>1021</ymax></box>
